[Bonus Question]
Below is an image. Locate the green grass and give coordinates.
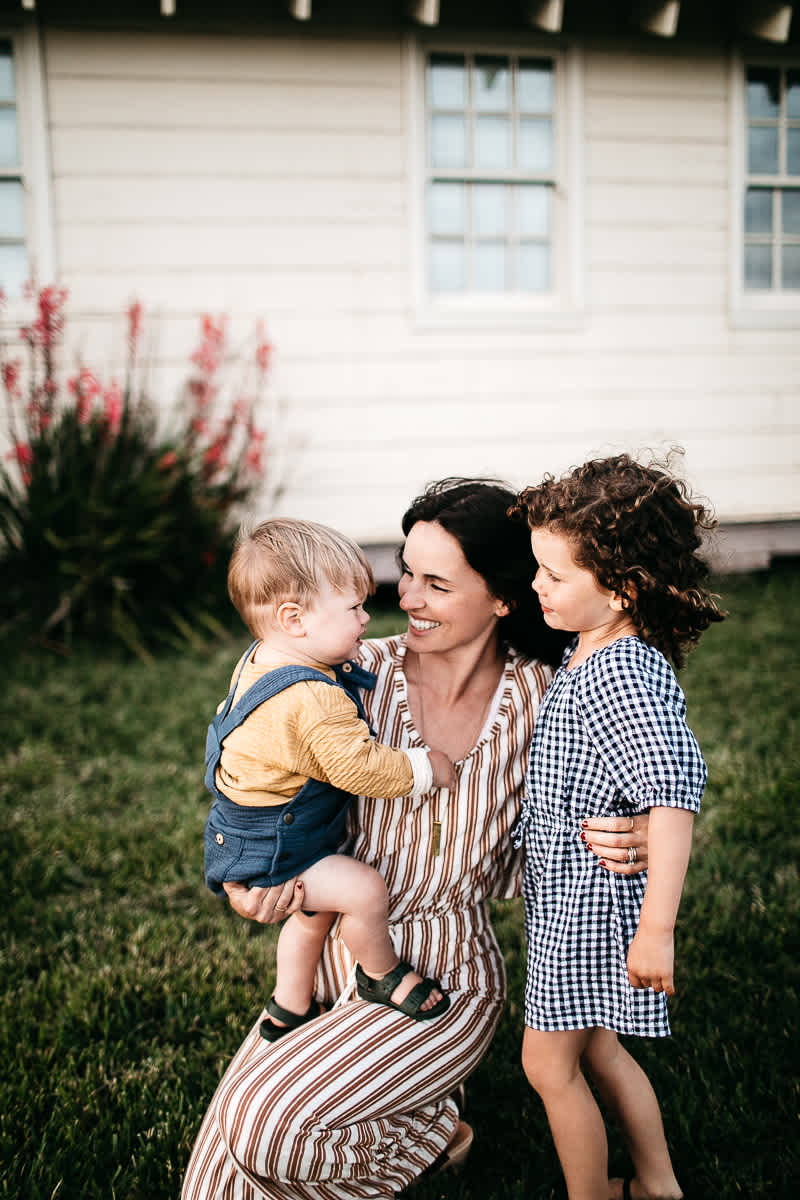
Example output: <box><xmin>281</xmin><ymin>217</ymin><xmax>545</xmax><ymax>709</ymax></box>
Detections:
<box><xmin>1</xmin><ymin>570</ymin><xmax>798</xmax><ymax>1199</ymax></box>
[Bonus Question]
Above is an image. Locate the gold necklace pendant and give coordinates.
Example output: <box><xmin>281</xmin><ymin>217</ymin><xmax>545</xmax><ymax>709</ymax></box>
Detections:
<box><xmin>415</xmin><ymin>654</ymin><xmax>442</xmax><ymax>857</ymax></box>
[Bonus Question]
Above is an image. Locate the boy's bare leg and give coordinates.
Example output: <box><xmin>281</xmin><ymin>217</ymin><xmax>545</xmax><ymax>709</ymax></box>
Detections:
<box><xmin>581</xmin><ymin>1028</ymin><xmax>682</xmax><ymax>1200</ymax></box>
<box><xmin>269</xmin><ymin>910</ymin><xmax>336</xmax><ymax>1026</ymax></box>
<box><xmin>300</xmin><ymin>854</ymin><xmax>443</xmax><ymax>1012</ymax></box>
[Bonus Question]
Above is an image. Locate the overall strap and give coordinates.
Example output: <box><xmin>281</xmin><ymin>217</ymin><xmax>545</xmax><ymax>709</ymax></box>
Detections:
<box><xmin>214</xmin><ymin>640</ymin><xmax>260</xmax><ymax>726</ymax></box>
<box><xmin>216</xmin><ymin>663</ymin><xmax>343</xmax><ymax>741</ymax></box>
<box><xmin>205</xmin><ymin>660</ymin><xmax>342</xmax><ymax>798</ymax></box>
<box><xmin>205</xmin><ymin>652</ymin><xmax>379</xmax><ymax>800</ymax></box>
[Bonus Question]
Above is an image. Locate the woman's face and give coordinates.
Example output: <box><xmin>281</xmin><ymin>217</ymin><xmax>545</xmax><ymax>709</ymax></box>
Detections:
<box><xmin>397</xmin><ymin>520</ymin><xmax>508</xmax><ymax>655</ymax></box>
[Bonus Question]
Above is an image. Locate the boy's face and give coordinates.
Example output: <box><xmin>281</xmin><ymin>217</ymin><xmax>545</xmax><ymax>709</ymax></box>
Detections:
<box><xmin>301</xmin><ymin>580</ymin><xmax>371</xmax><ymax>665</ymax></box>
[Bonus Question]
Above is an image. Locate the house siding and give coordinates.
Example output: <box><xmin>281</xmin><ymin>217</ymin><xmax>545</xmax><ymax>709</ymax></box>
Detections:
<box><xmin>41</xmin><ymin>27</ymin><xmax>800</xmax><ymax>554</ymax></box>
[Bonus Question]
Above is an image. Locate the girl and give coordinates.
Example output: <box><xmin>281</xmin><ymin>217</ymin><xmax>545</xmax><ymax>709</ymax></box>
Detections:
<box><xmin>511</xmin><ymin>454</ymin><xmax>725</xmax><ymax>1200</ymax></box>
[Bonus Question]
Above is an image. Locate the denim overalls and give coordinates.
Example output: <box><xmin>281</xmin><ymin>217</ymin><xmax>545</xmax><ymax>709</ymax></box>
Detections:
<box><xmin>203</xmin><ymin>643</ymin><xmax>377</xmax><ymax>898</ymax></box>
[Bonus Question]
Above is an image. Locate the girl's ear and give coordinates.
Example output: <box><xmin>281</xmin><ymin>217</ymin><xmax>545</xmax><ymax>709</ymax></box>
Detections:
<box><xmin>610</xmin><ymin>580</ymin><xmax>637</xmax><ymax>613</ymax></box>
<box><xmin>494</xmin><ymin>599</ymin><xmax>511</xmax><ymax>619</ymax></box>
<box><xmin>276</xmin><ymin>601</ymin><xmax>306</xmax><ymax>638</ymax></box>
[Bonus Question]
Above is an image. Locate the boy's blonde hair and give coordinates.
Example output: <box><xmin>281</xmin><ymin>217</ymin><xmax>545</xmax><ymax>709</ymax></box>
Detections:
<box><xmin>228</xmin><ymin>518</ymin><xmax>375</xmax><ymax>637</ymax></box>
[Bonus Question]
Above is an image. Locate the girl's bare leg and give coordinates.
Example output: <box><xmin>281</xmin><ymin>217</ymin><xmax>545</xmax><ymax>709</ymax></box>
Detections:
<box><xmin>300</xmin><ymin>855</ymin><xmax>442</xmax><ymax>1011</ymax></box>
<box><xmin>582</xmin><ymin>1028</ymin><xmax>682</xmax><ymax>1200</ymax></box>
<box><xmin>523</xmin><ymin>1026</ymin><xmax>609</xmax><ymax>1200</ymax></box>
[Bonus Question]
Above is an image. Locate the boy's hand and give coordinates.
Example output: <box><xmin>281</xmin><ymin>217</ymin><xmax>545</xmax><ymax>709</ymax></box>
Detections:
<box><xmin>428</xmin><ymin>750</ymin><xmax>457</xmax><ymax>790</ymax></box>
<box><xmin>627</xmin><ymin>926</ymin><xmax>675</xmax><ymax>995</ymax></box>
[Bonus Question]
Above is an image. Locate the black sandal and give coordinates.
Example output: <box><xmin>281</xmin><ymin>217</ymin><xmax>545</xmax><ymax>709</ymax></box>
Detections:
<box><xmin>259</xmin><ymin>996</ymin><xmax>324</xmax><ymax>1042</ymax></box>
<box><xmin>355</xmin><ymin>960</ymin><xmax>450</xmax><ymax>1021</ymax></box>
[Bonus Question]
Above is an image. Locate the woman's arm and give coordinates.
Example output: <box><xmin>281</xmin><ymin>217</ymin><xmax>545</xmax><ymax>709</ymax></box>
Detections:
<box><xmin>222</xmin><ymin>877</ymin><xmax>306</xmax><ymax>924</ymax></box>
<box><xmin>581</xmin><ymin>812</ymin><xmax>649</xmax><ymax>873</ymax></box>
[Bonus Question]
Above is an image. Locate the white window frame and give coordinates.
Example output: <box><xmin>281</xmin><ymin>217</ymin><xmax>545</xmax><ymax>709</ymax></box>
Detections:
<box><xmin>729</xmin><ymin>50</ymin><xmax>800</xmax><ymax>329</ymax></box>
<box><xmin>0</xmin><ymin>21</ymin><xmax>55</xmax><ymax>309</ymax></box>
<box><xmin>406</xmin><ymin>35</ymin><xmax>584</xmax><ymax>330</ymax></box>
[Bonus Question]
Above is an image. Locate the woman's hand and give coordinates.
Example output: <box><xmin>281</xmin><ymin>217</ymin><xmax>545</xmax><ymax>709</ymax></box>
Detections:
<box><xmin>580</xmin><ymin>812</ymin><xmax>649</xmax><ymax>874</ymax></box>
<box><xmin>222</xmin><ymin>877</ymin><xmax>305</xmax><ymax>924</ymax></box>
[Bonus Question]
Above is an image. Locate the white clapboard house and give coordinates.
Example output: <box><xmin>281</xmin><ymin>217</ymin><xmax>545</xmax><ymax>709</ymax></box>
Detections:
<box><xmin>1</xmin><ymin>0</ymin><xmax>798</xmax><ymax>572</ymax></box>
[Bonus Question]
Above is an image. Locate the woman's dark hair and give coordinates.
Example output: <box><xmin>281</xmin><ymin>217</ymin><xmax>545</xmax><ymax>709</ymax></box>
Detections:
<box><xmin>399</xmin><ymin>477</ymin><xmax>570</xmax><ymax>667</ymax></box>
<box><xmin>510</xmin><ymin>453</ymin><xmax>726</xmax><ymax>668</ymax></box>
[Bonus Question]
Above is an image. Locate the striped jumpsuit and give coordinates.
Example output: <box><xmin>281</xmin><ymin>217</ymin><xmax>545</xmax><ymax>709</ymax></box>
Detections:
<box><xmin>182</xmin><ymin>635</ymin><xmax>551</xmax><ymax>1200</ymax></box>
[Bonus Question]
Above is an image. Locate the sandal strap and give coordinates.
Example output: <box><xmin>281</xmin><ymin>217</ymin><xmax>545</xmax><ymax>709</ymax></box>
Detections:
<box><xmin>396</xmin><ymin>978</ymin><xmax>441</xmax><ymax>1015</ymax></box>
<box><xmin>266</xmin><ymin>996</ymin><xmax>322</xmax><ymax>1028</ymax></box>
<box><xmin>355</xmin><ymin>960</ymin><xmax>413</xmax><ymax>1004</ymax></box>
<box><xmin>356</xmin><ymin>962</ymin><xmax>448</xmax><ymax>1018</ymax></box>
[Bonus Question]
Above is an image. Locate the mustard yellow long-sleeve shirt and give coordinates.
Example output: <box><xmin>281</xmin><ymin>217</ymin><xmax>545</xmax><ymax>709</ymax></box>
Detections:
<box><xmin>215</xmin><ymin>648</ymin><xmax>430</xmax><ymax>806</ymax></box>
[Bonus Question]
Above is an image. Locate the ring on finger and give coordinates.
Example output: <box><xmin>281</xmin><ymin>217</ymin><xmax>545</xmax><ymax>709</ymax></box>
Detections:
<box><xmin>626</xmin><ymin>846</ymin><xmax>638</xmax><ymax>865</ymax></box>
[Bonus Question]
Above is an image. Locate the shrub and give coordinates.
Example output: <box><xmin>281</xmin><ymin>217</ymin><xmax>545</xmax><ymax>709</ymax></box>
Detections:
<box><xmin>0</xmin><ymin>285</ymin><xmax>275</xmax><ymax>657</ymax></box>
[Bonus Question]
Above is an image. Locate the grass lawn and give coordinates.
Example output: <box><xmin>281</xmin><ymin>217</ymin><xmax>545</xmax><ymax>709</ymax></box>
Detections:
<box><xmin>1</xmin><ymin>565</ymin><xmax>798</xmax><ymax>1199</ymax></box>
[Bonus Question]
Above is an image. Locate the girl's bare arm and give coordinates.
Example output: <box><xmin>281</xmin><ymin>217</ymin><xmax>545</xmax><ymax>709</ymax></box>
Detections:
<box><xmin>626</xmin><ymin>807</ymin><xmax>695</xmax><ymax>994</ymax></box>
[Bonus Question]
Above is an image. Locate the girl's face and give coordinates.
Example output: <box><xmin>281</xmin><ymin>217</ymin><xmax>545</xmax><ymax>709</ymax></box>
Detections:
<box><xmin>398</xmin><ymin>521</ymin><xmax>508</xmax><ymax>655</ymax></box>
<box><xmin>530</xmin><ymin>527</ymin><xmax>626</xmax><ymax>638</ymax></box>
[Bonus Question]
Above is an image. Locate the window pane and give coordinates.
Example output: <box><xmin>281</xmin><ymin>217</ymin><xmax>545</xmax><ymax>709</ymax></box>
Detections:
<box><xmin>0</xmin><ymin>242</ymin><xmax>28</xmax><ymax>298</ymax></box>
<box><xmin>428</xmin><ymin>182</ymin><xmax>465</xmax><ymax>235</ymax></box>
<box><xmin>781</xmin><ymin>244</ymin><xmax>800</xmax><ymax>288</ymax></box>
<box><xmin>474</xmin><ymin>242</ymin><xmax>508</xmax><ymax>291</ymax></box>
<box><xmin>518</xmin><ymin>242</ymin><xmax>551</xmax><ymax>291</ymax></box>
<box><xmin>745</xmin><ymin>188</ymin><xmax>772</xmax><ymax>233</ymax></box>
<box><xmin>519</xmin><ymin>59</ymin><xmax>553</xmax><ymax>113</ymax></box>
<box><xmin>430</xmin><ymin>114</ymin><xmax>467</xmax><ymax>168</ymax></box>
<box><xmin>473</xmin><ymin>184</ymin><xmax>507</xmax><ymax>235</ymax></box>
<box><xmin>747</xmin><ymin>67</ymin><xmax>780</xmax><ymax>118</ymax></box>
<box><xmin>0</xmin><ymin>179</ymin><xmax>25</xmax><ymax>236</ymax></box>
<box><xmin>0</xmin><ymin>44</ymin><xmax>14</xmax><ymax>103</ymax></box>
<box><xmin>744</xmin><ymin>243</ymin><xmax>772</xmax><ymax>289</ymax></box>
<box><xmin>519</xmin><ymin>117</ymin><xmax>553</xmax><ymax>171</ymax></box>
<box><xmin>0</xmin><ymin>109</ymin><xmax>19</xmax><ymax>168</ymax></box>
<box><xmin>748</xmin><ymin>125</ymin><xmax>779</xmax><ymax>174</ymax></box>
<box><xmin>787</xmin><ymin>127</ymin><xmax>800</xmax><ymax>176</ymax></box>
<box><xmin>782</xmin><ymin>190</ymin><xmax>800</xmax><ymax>234</ymax></box>
<box><xmin>517</xmin><ymin>184</ymin><xmax>550</xmax><ymax>235</ymax></box>
<box><xmin>474</xmin><ymin>57</ymin><xmax>509</xmax><ymax>112</ymax></box>
<box><xmin>429</xmin><ymin>241</ymin><xmax>466</xmax><ymax>292</ymax></box>
<box><xmin>429</xmin><ymin>54</ymin><xmax>466</xmax><ymax>109</ymax></box>
<box><xmin>786</xmin><ymin>69</ymin><xmax>800</xmax><ymax>119</ymax></box>
<box><xmin>474</xmin><ymin>115</ymin><xmax>511</xmax><ymax>169</ymax></box>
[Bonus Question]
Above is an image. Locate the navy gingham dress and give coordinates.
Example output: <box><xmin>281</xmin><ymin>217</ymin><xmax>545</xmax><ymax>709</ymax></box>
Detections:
<box><xmin>516</xmin><ymin>636</ymin><xmax>706</xmax><ymax>1037</ymax></box>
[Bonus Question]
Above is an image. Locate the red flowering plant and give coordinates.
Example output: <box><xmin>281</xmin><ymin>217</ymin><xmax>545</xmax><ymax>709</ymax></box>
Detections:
<box><xmin>0</xmin><ymin>285</ymin><xmax>274</xmax><ymax>656</ymax></box>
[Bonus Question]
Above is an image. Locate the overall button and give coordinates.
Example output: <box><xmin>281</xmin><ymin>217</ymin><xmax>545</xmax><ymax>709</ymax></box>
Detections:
<box><xmin>215</xmin><ymin>832</ymin><xmax>225</xmax><ymax>845</ymax></box>
<box><xmin>282</xmin><ymin>812</ymin><xmax>295</xmax><ymax>825</ymax></box>
<box><xmin>341</xmin><ymin>662</ymin><xmax>352</xmax><ymax>673</ymax></box>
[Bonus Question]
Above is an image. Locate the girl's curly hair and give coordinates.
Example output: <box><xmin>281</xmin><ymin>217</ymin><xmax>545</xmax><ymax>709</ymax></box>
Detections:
<box><xmin>510</xmin><ymin>453</ymin><xmax>726</xmax><ymax>667</ymax></box>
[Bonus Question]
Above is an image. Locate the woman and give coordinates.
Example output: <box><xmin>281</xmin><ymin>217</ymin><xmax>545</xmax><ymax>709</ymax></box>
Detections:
<box><xmin>183</xmin><ymin>478</ymin><xmax>648</xmax><ymax>1200</ymax></box>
